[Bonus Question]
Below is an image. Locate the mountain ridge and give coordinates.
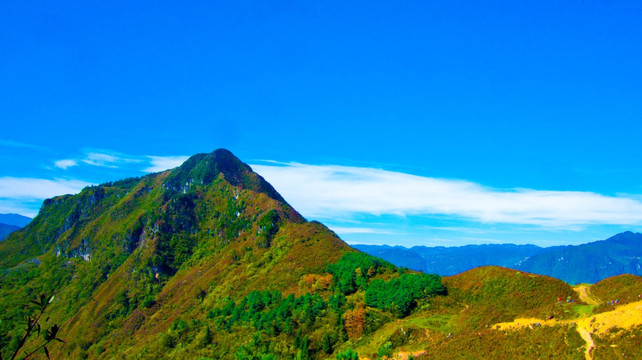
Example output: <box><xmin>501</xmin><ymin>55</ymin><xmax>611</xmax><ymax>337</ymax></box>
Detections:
<box><xmin>0</xmin><ymin>213</ymin><xmax>32</xmax><ymax>227</ymax></box>
<box><xmin>0</xmin><ymin>223</ymin><xmax>20</xmax><ymax>241</ymax></box>
<box><xmin>355</xmin><ymin>231</ymin><xmax>642</xmax><ymax>284</ymax></box>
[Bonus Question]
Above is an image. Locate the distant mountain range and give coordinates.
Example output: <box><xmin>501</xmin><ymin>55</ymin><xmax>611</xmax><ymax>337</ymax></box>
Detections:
<box><xmin>0</xmin><ymin>223</ymin><xmax>20</xmax><ymax>240</ymax></box>
<box><xmin>0</xmin><ymin>213</ymin><xmax>32</xmax><ymax>227</ymax></box>
<box><xmin>0</xmin><ymin>213</ymin><xmax>31</xmax><ymax>241</ymax></box>
<box><xmin>354</xmin><ymin>231</ymin><xmax>642</xmax><ymax>284</ymax></box>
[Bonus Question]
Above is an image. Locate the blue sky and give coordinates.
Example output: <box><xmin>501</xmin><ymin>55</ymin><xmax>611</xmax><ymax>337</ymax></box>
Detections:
<box><xmin>2</xmin><ymin>1</ymin><xmax>642</xmax><ymax>247</ymax></box>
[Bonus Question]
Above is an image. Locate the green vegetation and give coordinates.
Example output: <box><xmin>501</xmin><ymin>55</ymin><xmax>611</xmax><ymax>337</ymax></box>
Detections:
<box><xmin>326</xmin><ymin>252</ymin><xmax>395</xmax><ymax>294</ymax></box>
<box><xmin>593</xmin><ymin>325</ymin><xmax>642</xmax><ymax>359</ymax></box>
<box><xmin>256</xmin><ymin>210</ymin><xmax>279</xmax><ymax>248</ymax></box>
<box><xmin>365</xmin><ymin>274</ymin><xmax>445</xmax><ymax>317</ymax></box>
<box><xmin>591</xmin><ymin>274</ymin><xmax>642</xmax><ymax>313</ymax></box>
<box><xmin>442</xmin><ymin>266</ymin><xmax>576</xmax><ymax>328</ymax></box>
<box><xmin>207</xmin><ymin>290</ymin><xmax>327</xmax><ymax>335</ymax></box>
<box><xmin>418</xmin><ymin>324</ymin><xmax>585</xmax><ymax>360</ymax></box>
<box><xmin>335</xmin><ymin>348</ymin><xmax>359</xmax><ymax>359</ymax></box>
<box><xmin>0</xmin><ymin>294</ymin><xmax>63</xmax><ymax>360</ymax></box>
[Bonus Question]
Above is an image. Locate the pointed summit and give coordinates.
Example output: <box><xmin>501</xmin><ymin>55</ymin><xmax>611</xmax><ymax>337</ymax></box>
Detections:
<box><xmin>168</xmin><ymin>149</ymin><xmax>251</xmax><ymax>186</ymax></box>
<box><xmin>163</xmin><ymin>149</ymin><xmax>302</xmax><ymax>220</ymax></box>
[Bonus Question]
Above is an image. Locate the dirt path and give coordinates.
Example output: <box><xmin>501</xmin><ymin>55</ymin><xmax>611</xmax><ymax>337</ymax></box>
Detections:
<box><xmin>576</xmin><ymin>326</ymin><xmax>594</xmax><ymax>360</ymax></box>
<box><xmin>494</xmin><ymin>301</ymin><xmax>642</xmax><ymax>359</ymax></box>
<box><xmin>574</xmin><ymin>284</ymin><xmax>601</xmax><ymax>305</ymax></box>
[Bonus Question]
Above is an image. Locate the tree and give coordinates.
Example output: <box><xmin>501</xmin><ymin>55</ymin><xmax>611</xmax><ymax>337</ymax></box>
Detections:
<box><xmin>344</xmin><ymin>307</ymin><xmax>366</xmax><ymax>339</ymax></box>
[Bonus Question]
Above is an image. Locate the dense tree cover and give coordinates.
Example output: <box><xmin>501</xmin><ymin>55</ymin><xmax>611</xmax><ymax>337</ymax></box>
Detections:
<box><xmin>326</xmin><ymin>253</ymin><xmax>395</xmax><ymax>294</ymax></box>
<box><xmin>365</xmin><ymin>273</ymin><xmax>445</xmax><ymax>317</ymax></box>
<box><xmin>207</xmin><ymin>290</ymin><xmax>327</xmax><ymax>336</ymax></box>
<box><xmin>203</xmin><ymin>290</ymin><xmax>344</xmax><ymax>359</ymax></box>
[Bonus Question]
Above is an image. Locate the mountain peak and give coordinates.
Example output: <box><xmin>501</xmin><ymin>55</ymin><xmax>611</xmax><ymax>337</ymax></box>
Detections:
<box><xmin>604</xmin><ymin>231</ymin><xmax>642</xmax><ymax>244</ymax></box>
<box><xmin>163</xmin><ymin>149</ymin><xmax>303</xmax><ymax>221</ymax></box>
<box><xmin>176</xmin><ymin>148</ymin><xmax>250</xmax><ymax>185</ymax></box>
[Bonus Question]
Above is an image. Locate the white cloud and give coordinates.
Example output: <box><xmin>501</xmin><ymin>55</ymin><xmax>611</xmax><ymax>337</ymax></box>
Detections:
<box><xmin>251</xmin><ymin>162</ymin><xmax>642</xmax><ymax>228</ymax></box>
<box><xmin>327</xmin><ymin>226</ymin><xmax>399</xmax><ymax>235</ymax></box>
<box><xmin>144</xmin><ymin>156</ymin><xmax>189</xmax><ymax>173</ymax></box>
<box><xmin>82</xmin><ymin>152</ymin><xmax>121</xmax><ymax>167</ymax></box>
<box><xmin>55</xmin><ymin>150</ymin><xmax>187</xmax><ymax>173</ymax></box>
<box><xmin>54</xmin><ymin>159</ymin><xmax>78</xmax><ymax>170</ymax></box>
<box><xmin>0</xmin><ymin>177</ymin><xmax>91</xmax><ymax>199</ymax></box>
<box><xmin>0</xmin><ymin>199</ymin><xmax>42</xmax><ymax>218</ymax></box>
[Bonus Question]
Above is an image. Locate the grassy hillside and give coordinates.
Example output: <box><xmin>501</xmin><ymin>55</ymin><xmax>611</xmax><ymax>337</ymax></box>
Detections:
<box><xmin>417</xmin><ymin>324</ymin><xmax>585</xmax><ymax>360</ymax></box>
<box><xmin>442</xmin><ymin>266</ymin><xmax>577</xmax><ymax>328</ymax></box>
<box><xmin>347</xmin><ymin>268</ymin><xmax>642</xmax><ymax>359</ymax></box>
<box><xmin>590</xmin><ymin>274</ymin><xmax>642</xmax><ymax>314</ymax></box>
<box><xmin>340</xmin><ymin>266</ymin><xmax>583</xmax><ymax>359</ymax></box>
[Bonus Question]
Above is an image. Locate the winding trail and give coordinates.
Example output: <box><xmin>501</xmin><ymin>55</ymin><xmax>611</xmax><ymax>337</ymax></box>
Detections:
<box><xmin>576</xmin><ymin>326</ymin><xmax>594</xmax><ymax>360</ymax></box>
<box><xmin>574</xmin><ymin>284</ymin><xmax>601</xmax><ymax>306</ymax></box>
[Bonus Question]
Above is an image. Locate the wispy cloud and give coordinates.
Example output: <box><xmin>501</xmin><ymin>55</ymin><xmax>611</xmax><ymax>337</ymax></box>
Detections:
<box><xmin>81</xmin><ymin>152</ymin><xmax>134</xmax><ymax>167</ymax></box>
<box><xmin>0</xmin><ymin>177</ymin><xmax>92</xmax><ymax>217</ymax></box>
<box><xmin>0</xmin><ymin>140</ymin><xmax>47</xmax><ymax>150</ymax></box>
<box><xmin>144</xmin><ymin>156</ymin><xmax>189</xmax><ymax>173</ymax></box>
<box><xmin>54</xmin><ymin>159</ymin><xmax>78</xmax><ymax>170</ymax></box>
<box><xmin>327</xmin><ymin>226</ymin><xmax>399</xmax><ymax>235</ymax></box>
<box><xmin>0</xmin><ymin>177</ymin><xmax>91</xmax><ymax>199</ymax></box>
<box><xmin>53</xmin><ymin>150</ymin><xmax>187</xmax><ymax>173</ymax></box>
<box><xmin>251</xmin><ymin>162</ymin><xmax>642</xmax><ymax>228</ymax></box>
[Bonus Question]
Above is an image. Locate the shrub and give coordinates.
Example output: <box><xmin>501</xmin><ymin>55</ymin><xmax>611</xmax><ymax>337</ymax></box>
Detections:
<box><xmin>335</xmin><ymin>348</ymin><xmax>359</xmax><ymax>360</ymax></box>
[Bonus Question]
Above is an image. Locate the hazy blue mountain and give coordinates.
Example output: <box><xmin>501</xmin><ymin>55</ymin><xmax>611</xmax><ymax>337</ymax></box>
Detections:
<box><xmin>351</xmin><ymin>244</ymin><xmax>429</xmax><ymax>271</ymax></box>
<box><xmin>354</xmin><ymin>232</ymin><xmax>642</xmax><ymax>284</ymax></box>
<box><xmin>0</xmin><ymin>213</ymin><xmax>31</xmax><ymax>227</ymax></box>
<box><xmin>353</xmin><ymin>243</ymin><xmax>548</xmax><ymax>276</ymax></box>
<box><xmin>0</xmin><ymin>223</ymin><xmax>20</xmax><ymax>240</ymax></box>
<box><xmin>517</xmin><ymin>231</ymin><xmax>642</xmax><ymax>284</ymax></box>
